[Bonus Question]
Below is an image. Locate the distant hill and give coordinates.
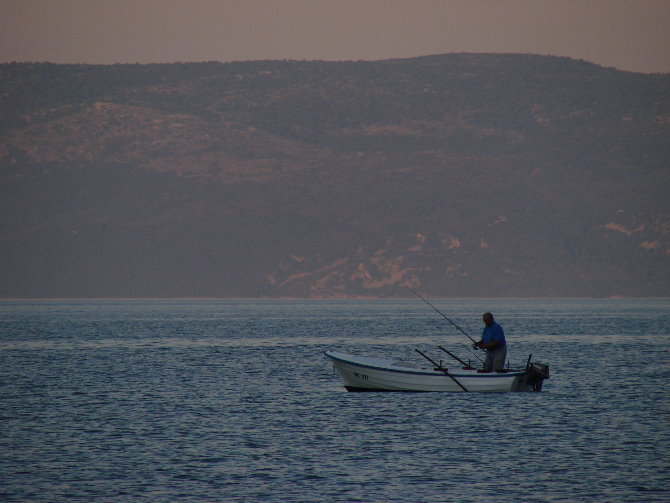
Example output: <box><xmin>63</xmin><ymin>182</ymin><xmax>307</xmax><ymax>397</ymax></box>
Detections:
<box><xmin>1</xmin><ymin>54</ymin><xmax>669</xmax><ymax>298</ymax></box>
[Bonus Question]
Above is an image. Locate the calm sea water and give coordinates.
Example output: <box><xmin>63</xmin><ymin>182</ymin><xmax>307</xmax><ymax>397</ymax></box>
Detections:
<box><xmin>1</xmin><ymin>299</ymin><xmax>668</xmax><ymax>502</ymax></box>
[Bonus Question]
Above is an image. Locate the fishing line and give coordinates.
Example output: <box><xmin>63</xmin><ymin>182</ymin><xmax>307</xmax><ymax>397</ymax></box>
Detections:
<box><xmin>409</xmin><ymin>287</ymin><xmax>484</xmax><ymax>364</ymax></box>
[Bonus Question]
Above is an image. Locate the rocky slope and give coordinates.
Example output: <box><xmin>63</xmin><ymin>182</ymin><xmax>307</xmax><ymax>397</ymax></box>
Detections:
<box><xmin>1</xmin><ymin>54</ymin><xmax>668</xmax><ymax>297</ymax></box>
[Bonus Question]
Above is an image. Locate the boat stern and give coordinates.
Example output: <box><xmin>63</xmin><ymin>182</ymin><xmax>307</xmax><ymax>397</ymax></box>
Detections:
<box><xmin>513</xmin><ymin>362</ymin><xmax>550</xmax><ymax>392</ymax></box>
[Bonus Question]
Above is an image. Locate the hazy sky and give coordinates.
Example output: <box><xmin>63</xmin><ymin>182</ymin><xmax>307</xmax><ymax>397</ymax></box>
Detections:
<box><xmin>1</xmin><ymin>0</ymin><xmax>669</xmax><ymax>73</ymax></box>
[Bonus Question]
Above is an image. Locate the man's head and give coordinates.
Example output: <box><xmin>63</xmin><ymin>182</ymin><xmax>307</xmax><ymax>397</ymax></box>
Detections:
<box><xmin>482</xmin><ymin>312</ymin><xmax>494</xmax><ymax>326</ymax></box>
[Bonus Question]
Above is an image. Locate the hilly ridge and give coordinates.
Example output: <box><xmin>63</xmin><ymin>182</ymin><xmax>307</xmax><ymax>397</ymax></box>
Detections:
<box><xmin>1</xmin><ymin>54</ymin><xmax>669</xmax><ymax>298</ymax></box>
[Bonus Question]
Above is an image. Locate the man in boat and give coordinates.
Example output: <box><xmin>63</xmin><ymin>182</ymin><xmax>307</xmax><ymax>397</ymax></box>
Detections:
<box><xmin>474</xmin><ymin>312</ymin><xmax>507</xmax><ymax>371</ymax></box>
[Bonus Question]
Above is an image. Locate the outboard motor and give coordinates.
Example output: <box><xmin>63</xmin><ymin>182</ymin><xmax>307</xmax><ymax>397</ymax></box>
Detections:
<box><xmin>513</xmin><ymin>356</ymin><xmax>550</xmax><ymax>391</ymax></box>
<box><xmin>526</xmin><ymin>362</ymin><xmax>550</xmax><ymax>391</ymax></box>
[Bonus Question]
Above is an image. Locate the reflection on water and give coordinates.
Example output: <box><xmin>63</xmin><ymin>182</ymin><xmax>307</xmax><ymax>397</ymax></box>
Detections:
<box><xmin>1</xmin><ymin>299</ymin><xmax>669</xmax><ymax>502</ymax></box>
<box><xmin>1</xmin><ymin>332</ymin><xmax>659</xmax><ymax>352</ymax></box>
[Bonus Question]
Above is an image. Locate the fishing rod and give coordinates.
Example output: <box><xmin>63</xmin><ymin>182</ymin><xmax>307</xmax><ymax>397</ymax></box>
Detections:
<box><xmin>408</xmin><ymin>287</ymin><xmax>484</xmax><ymax>364</ymax></box>
<box><xmin>414</xmin><ymin>349</ymin><xmax>469</xmax><ymax>392</ymax></box>
<box><xmin>437</xmin><ymin>345</ymin><xmax>475</xmax><ymax>370</ymax></box>
<box><xmin>458</xmin><ymin>342</ymin><xmax>485</xmax><ymax>365</ymax></box>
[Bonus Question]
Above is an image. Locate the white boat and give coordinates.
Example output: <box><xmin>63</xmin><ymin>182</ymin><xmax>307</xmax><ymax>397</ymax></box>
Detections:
<box><xmin>325</xmin><ymin>350</ymin><xmax>549</xmax><ymax>392</ymax></box>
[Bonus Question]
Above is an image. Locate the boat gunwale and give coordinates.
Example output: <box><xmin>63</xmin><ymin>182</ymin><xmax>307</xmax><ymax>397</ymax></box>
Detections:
<box><xmin>324</xmin><ymin>351</ymin><xmax>526</xmax><ymax>379</ymax></box>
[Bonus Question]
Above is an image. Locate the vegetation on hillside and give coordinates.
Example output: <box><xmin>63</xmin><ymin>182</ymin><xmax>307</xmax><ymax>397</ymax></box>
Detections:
<box><xmin>1</xmin><ymin>54</ymin><xmax>668</xmax><ymax>297</ymax></box>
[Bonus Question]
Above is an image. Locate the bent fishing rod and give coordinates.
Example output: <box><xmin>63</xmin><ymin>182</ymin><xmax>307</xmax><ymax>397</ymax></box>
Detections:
<box><xmin>408</xmin><ymin>287</ymin><xmax>484</xmax><ymax>364</ymax></box>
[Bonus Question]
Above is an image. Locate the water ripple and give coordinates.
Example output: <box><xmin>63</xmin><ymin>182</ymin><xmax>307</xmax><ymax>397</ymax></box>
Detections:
<box><xmin>1</xmin><ymin>299</ymin><xmax>668</xmax><ymax>502</ymax></box>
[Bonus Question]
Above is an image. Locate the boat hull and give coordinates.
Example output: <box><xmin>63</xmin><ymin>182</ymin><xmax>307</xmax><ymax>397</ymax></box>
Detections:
<box><xmin>325</xmin><ymin>351</ymin><xmax>546</xmax><ymax>392</ymax></box>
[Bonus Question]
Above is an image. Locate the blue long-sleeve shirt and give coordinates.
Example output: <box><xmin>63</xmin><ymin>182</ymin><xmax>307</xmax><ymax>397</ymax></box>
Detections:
<box><xmin>481</xmin><ymin>321</ymin><xmax>506</xmax><ymax>348</ymax></box>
